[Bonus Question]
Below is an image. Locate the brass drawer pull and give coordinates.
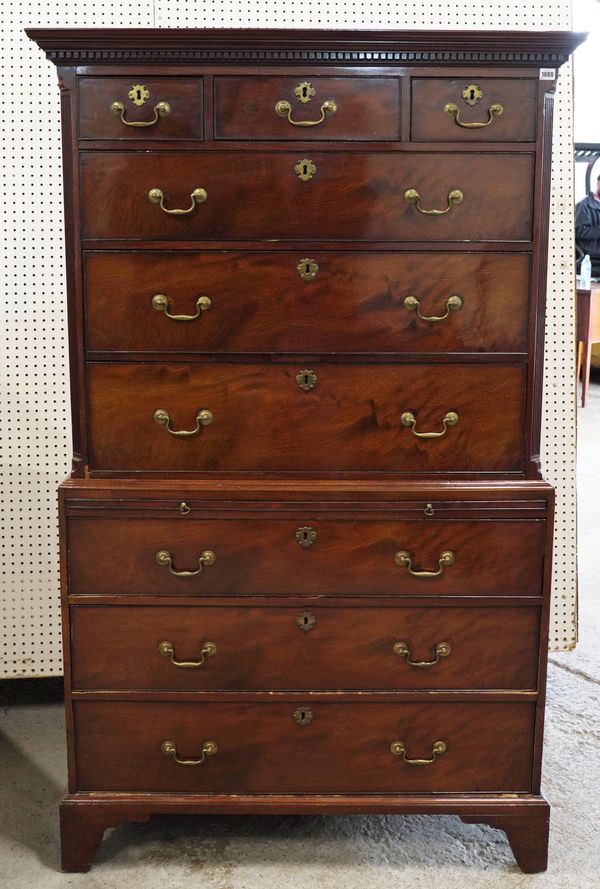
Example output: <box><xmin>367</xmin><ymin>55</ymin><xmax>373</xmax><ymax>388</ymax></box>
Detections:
<box><xmin>401</xmin><ymin>410</ymin><xmax>459</xmax><ymax>439</ymax></box>
<box><xmin>390</xmin><ymin>740</ymin><xmax>447</xmax><ymax>765</ymax></box>
<box><xmin>161</xmin><ymin>739</ymin><xmax>218</xmax><ymax>766</ymax></box>
<box><xmin>393</xmin><ymin>640</ymin><xmax>452</xmax><ymax>667</ymax></box>
<box><xmin>444</xmin><ymin>102</ymin><xmax>503</xmax><ymax>128</ymax></box>
<box><xmin>394</xmin><ymin>550</ymin><xmax>455</xmax><ymax>578</ymax></box>
<box><xmin>152</xmin><ymin>293</ymin><xmax>212</xmax><ymax>321</ymax></box>
<box><xmin>404</xmin><ymin>188</ymin><xmax>464</xmax><ymax>216</ymax></box>
<box><xmin>148</xmin><ymin>186</ymin><xmax>207</xmax><ymax>216</ymax></box>
<box><xmin>110</xmin><ymin>99</ymin><xmax>171</xmax><ymax>127</ymax></box>
<box><xmin>403</xmin><ymin>294</ymin><xmax>463</xmax><ymax>322</ymax></box>
<box><xmin>153</xmin><ymin>408</ymin><xmax>213</xmax><ymax>437</ymax></box>
<box><xmin>155</xmin><ymin>549</ymin><xmax>216</xmax><ymax>577</ymax></box>
<box><xmin>275</xmin><ymin>98</ymin><xmax>337</xmax><ymax>127</ymax></box>
<box><xmin>158</xmin><ymin>640</ymin><xmax>217</xmax><ymax>667</ymax></box>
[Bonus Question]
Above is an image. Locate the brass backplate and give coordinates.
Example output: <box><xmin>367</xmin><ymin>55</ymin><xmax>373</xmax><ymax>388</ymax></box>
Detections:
<box><xmin>296</xmin><ymin>370</ymin><xmax>317</xmax><ymax>392</ymax></box>
<box><xmin>295</xmin><ymin>81</ymin><xmax>316</xmax><ymax>104</ymax></box>
<box><xmin>297</xmin><ymin>258</ymin><xmax>319</xmax><ymax>281</ymax></box>
<box><xmin>296</xmin><ymin>526</ymin><xmax>317</xmax><ymax>547</ymax></box>
<box><xmin>295</xmin><ymin>158</ymin><xmax>316</xmax><ymax>182</ymax></box>
<box><xmin>462</xmin><ymin>83</ymin><xmax>483</xmax><ymax>106</ymax></box>
<box><xmin>294</xmin><ymin>707</ymin><xmax>313</xmax><ymax>726</ymax></box>
<box><xmin>296</xmin><ymin>610</ymin><xmax>317</xmax><ymax>632</ymax></box>
<box><xmin>128</xmin><ymin>84</ymin><xmax>150</xmax><ymax>106</ymax></box>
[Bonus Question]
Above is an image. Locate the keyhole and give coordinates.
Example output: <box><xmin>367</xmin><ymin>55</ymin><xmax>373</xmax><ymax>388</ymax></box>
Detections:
<box><xmin>302</xmin><ymin>85</ymin><xmax>308</xmax><ymax>99</ymax></box>
<box><xmin>136</xmin><ymin>88</ymin><xmax>143</xmax><ymax>102</ymax></box>
<box><xmin>469</xmin><ymin>88</ymin><xmax>475</xmax><ymax>102</ymax></box>
<box><xmin>294</xmin><ymin>706</ymin><xmax>313</xmax><ymax>725</ymax></box>
<box><xmin>304</xmin><ymin>262</ymin><xmax>311</xmax><ymax>276</ymax></box>
<box><xmin>302</xmin><ymin>163</ymin><xmax>309</xmax><ymax>177</ymax></box>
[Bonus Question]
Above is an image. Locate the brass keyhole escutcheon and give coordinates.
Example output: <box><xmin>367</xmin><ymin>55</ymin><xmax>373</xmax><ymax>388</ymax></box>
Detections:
<box><xmin>128</xmin><ymin>84</ymin><xmax>150</xmax><ymax>107</ymax></box>
<box><xmin>296</xmin><ymin>526</ymin><xmax>317</xmax><ymax>548</ymax></box>
<box><xmin>296</xmin><ymin>369</ymin><xmax>317</xmax><ymax>392</ymax></box>
<box><xmin>295</xmin><ymin>81</ymin><xmax>315</xmax><ymax>104</ymax></box>
<box><xmin>294</xmin><ymin>707</ymin><xmax>313</xmax><ymax>726</ymax></box>
<box><xmin>297</xmin><ymin>258</ymin><xmax>319</xmax><ymax>281</ymax></box>
<box><xmin>295</xmin><ymin>158</ymin><xmax>316</xmax><ymax>182</ymax></box>
<box><xmin>296</xmin><ymin>610</ymin><xmax>317</xmax><ymax>632</ymax></box>
<box><xmin>462</xmin><ymin>83</ymin><xmax>483</xmax><ymax>106</ymax></box>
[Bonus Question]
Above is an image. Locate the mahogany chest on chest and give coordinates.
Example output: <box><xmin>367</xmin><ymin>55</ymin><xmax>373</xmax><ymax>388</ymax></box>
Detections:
<box><xmin>27</xmin><ymin>26</ymin><xmax>583</xmax><ymax>873</ymax></box>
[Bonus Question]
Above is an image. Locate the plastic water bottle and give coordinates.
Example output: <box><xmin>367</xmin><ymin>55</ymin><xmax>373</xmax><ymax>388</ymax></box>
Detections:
<box><xmin>580</xmin><ymin>254</ymin><xmax>592</xmax><ymax>289</ymax></box>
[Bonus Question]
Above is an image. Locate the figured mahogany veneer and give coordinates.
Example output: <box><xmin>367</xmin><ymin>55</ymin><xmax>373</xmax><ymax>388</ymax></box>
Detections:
<box><xmin>67</xmin><ymin>513</ymin><xmax>545</xmax><ymax>597</ymax></box>
<box><xmin>213</xmin><ymin>75</ymin><xmax>401</xmax><ymax>140</ymax></box>
<box><xmin>410</xmin><ymin>77</ymin><xmax>537</xmax><ymax>142</ymax></box>
<box><xmin>70</xmin><ymin>603</ymin><xmax>541</xmax><ymax>691</ymax></box>
<box><xmin>84</xmin><ymin>251</ymin><xmax>530</xmax><ymax>356</ymax></box>
<box><xmin>73</xmin><ymin>700</ymin><xmax>536</xmax><ymax>794</ymax></box>
<box><xmin>80</xmin><ymin>151</ymin><xmax>533</xmax><ymax>242</ymax></box>
<box><xmin>78</xmin><ymin>77</ymin><xmax>204</xmax><ymax>140</ymax></box>
<box><xmin>86</xmin><ymin>363</ymin><xmax>525</xmax><ymax>473</ymax></box>
<box><xmin>28</xmin><ymin>24</ymin><xmax>583</xmax><ymax>874</ymax></box>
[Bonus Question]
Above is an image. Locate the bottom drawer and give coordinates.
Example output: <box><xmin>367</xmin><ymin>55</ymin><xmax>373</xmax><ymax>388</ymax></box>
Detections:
<box><xmin>74</xmin><ymin>701</ymin><xmax>535</xmax><ymax>793</ymax></box>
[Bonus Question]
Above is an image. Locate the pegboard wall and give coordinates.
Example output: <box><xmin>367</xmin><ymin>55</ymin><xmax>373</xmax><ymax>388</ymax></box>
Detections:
<box><xmin>0</xmin><ymin>0</ymin><xmax>577</xmax><ymax>678</ymax></box>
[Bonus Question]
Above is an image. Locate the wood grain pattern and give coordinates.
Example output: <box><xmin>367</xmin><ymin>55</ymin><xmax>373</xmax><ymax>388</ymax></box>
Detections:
<box><xmin>73</xmin><ymin>700</ymin><xmax>535</xmax><ymax>793</ymax></box>
<box><xmin>70</xmin><ymin>603</ymin><xmax>540</xmax><ymax>691</ymax></box>
<box><xmin>85</xmin><ymin>363</ymin><xmax>526</xmax><ymax>473</ymax></box>
<box><xmin>411</xmin><ymin>77</ymin><xmax>537</xmax><ymax>142</ymax></box>
<box><xmin>84</xmin><ymin>251</ymin><xmax>530</xmax><ymax>355</ymax></box>
<box><xmin>66</xmin><ymin>513</ymin><xmax>545</xmax><ymax>597</ymax></box>
<box><xmin>214</xmin><ymin>75</ymin><xmax>401</xmax><ymax>140</ymax></box>
<box><xmin>80</xmin><ymin>151</ymin><xmax>534</xmax><ymax>242</ymax></box>
<box><xmin>78</xmin><ymin>77</ymin><xmax>204</xmax><ymax>140</ymax></box>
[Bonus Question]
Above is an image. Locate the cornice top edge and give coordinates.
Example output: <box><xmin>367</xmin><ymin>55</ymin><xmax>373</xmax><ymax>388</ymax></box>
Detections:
<box><xmin>25</xmin><ymin>27</ymin><xmax>586</xmax><ymax>66</ymax></box>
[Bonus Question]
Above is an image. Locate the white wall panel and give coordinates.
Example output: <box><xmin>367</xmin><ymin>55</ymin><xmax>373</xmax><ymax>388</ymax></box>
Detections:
<box><xmin>1</xmin><ymin>0</ymin><xmax>576</xmax><ymax>677</ymax></box>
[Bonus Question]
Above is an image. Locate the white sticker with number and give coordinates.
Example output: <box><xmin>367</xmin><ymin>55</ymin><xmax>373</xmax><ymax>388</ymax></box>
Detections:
<box><xmin>540</xmin><ymin>68</ymin><xmax>556</xmax><ymax>80</ymax></box>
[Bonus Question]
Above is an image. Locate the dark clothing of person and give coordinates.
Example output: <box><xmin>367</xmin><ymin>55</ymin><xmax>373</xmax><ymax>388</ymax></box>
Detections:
<box><xmin>575</xmin><ymin>193</ymin><xmax>600</xmax><ymax>276</ymax></box>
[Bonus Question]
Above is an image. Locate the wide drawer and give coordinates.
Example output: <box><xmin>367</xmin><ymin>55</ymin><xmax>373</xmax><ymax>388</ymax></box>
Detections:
<box><xmin>86</xmin><ymin>363</ymin><xmax>525</xmax><ymax>473</ymax></box>
<box><xmin>70</xmin><ymin>604</ymin><xmax>540</xmax><ymax>691</ymax></box>
<box><xmin>66</xmin><ymin>513</ymin><xmax>545</xmax><ymax>597</ymax></box>
<box><xmin>84</xmin><ymin>251</ymin><xmax>531</xmax><ymax>355</ymax></box>
<box><xmin>411</xmin><ymin>77</ymin><xmax>537</xmax><ymax>142</ymax></box>
<box><xmin>80</xmin><ymin>151</ymin><xmax>534</xmax><ymax>242</ymax></box>
<box><xmin>213</xmin><ymin>75</ymin><xmax>401</xmax><ymax>140</ymax></box>
<box><xmin>78</xmin><ymin>77</ymin><xmax>204</xmax><ymax>140</ymax></box>
<box><xmin>73</xmin><ymin>700</ymin><xmax>535</xmax><ymax>793</ymax></box>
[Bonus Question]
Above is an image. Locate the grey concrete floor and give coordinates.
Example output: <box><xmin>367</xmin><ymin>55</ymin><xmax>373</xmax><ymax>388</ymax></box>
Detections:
<box><xmin>2</xmin><ymin>383</ymin><xmax>600</xmax><ymax>887</ymax></box>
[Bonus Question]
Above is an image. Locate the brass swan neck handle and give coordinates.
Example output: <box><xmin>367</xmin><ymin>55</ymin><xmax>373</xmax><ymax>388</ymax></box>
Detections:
<box><xmin>110</xmin><ymin>99</ymin><xmax>170</xmax><ymax>127</ymax></box>
<box><xmin>275</xmin><ymin>98</ymin><xmax>337</xmax><ymax>127</ymax></box>
<box><xmin>444</xmin><ymin>101</ymin><xmax>503</xmax><ymax>128</ymax></box>
<box><xmin>404</xmin><ymin>188</ymin><xmax>464</xmax><ymax>216</ymax></box>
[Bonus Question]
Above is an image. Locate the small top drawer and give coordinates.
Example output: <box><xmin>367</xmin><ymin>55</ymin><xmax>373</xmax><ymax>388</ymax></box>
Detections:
<box><xmin>214</xmin><ymin>76</ymin><xmax>401</xmax><ymax>140</ymax></box>
<box><xmin>411</xmin><ymin>77</ymin><xmax>537</xmax><ymax>142</ymax></box>
<box><xmin>78</xmin><ymin>77</ymin><xmax>204</xmax><ymax>140</ymax></box>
